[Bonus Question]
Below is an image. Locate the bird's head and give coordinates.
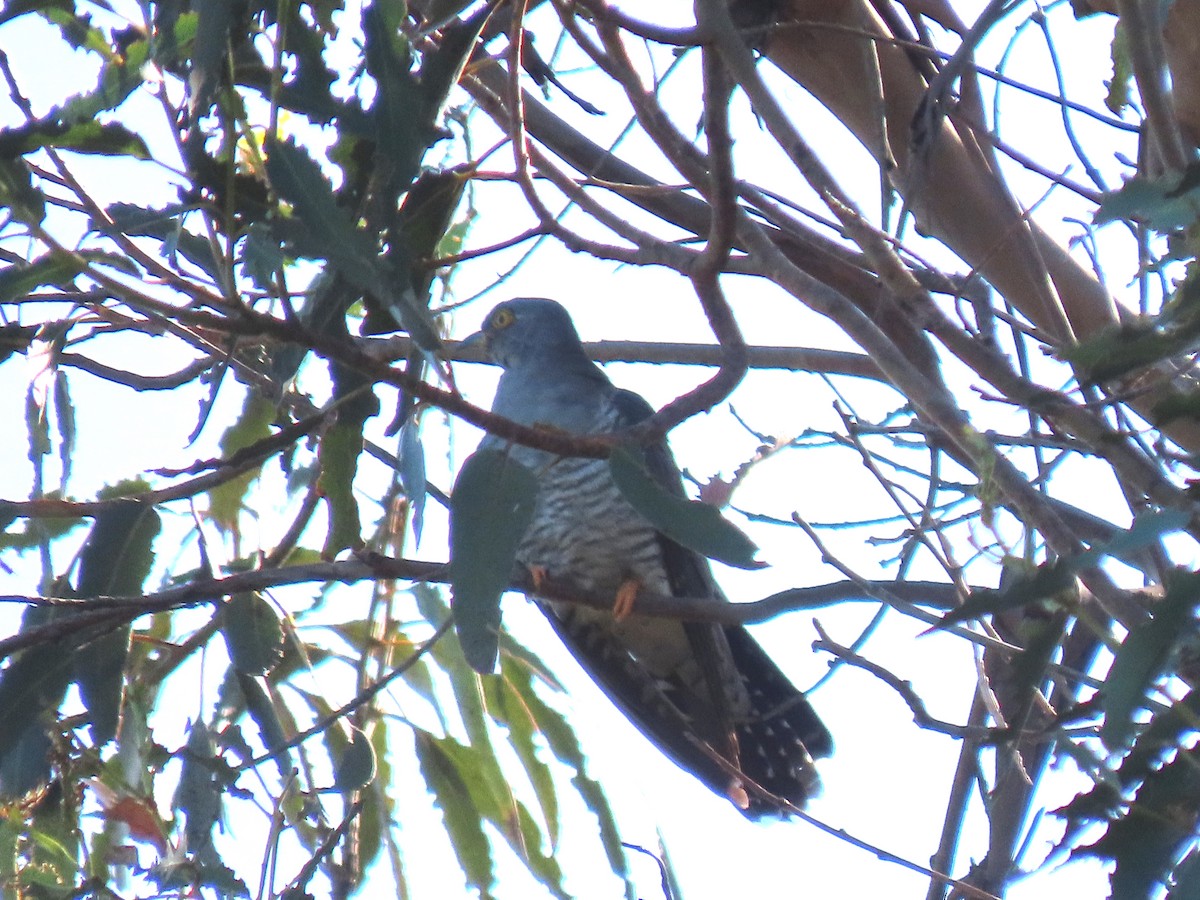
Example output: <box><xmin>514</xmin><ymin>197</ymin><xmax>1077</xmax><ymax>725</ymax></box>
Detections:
<box><xmin>466</xmin><ymin>298</ymin><xmax>591</xmax><ymax>371</ymax></box>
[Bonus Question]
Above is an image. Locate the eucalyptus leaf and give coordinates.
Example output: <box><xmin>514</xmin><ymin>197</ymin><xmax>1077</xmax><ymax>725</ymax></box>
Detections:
<box><xmin>73</xmin><ymin>501</ymin><xmax>160</xmax><ymax>744</ymax></box>
<box><xmin>449</xmin><ymin>449</ymin><xmax>537</xmax><ymax>674</ymax></box>
<box><xmin>334</xmin><ymin>727</ymin><xmax>378</xmax><ymax>792</ymax></box>
<box><xmin>1100</xmin><ymin>570</ymin><xmax>1200</xmax><ymax>750</ymax></box>
<box><xmin>222</xmin><ymin>593</ymin><xmax>284</xmax><ymax>677</ymax></box>
<box><xmin>609</xmin><ymin>446</ymin><xmax>763</xmax><ymax>570</ymax></box>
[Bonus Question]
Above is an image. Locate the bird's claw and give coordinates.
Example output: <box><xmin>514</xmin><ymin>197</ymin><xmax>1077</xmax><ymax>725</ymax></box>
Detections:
<box><xmin>529</xmin><ymin>565</ymin><xmax>549</xmax><ymax>590</ymax></box>
<box><xmin>613</xmin><ymin>579</ymin><xmax>640</xmax><ymax>622</ymax></box>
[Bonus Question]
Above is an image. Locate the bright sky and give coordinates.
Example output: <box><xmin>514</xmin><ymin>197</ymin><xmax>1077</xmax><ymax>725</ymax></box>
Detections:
<box><xmin>0</xmin><ymin>1</ymin><xmax>1144</xmax><ymax>898</ymax></box>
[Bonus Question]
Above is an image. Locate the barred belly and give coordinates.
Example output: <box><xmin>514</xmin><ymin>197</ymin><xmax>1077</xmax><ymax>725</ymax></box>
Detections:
<box><xmin>520</xmin><ymin>453</ymin><xmax>667</xmax><ymax>591</ymax></box>
<box><xmin>517</xmin><ymin>453</ymin><xmax>697</xmax><ymax>679</ymax></box>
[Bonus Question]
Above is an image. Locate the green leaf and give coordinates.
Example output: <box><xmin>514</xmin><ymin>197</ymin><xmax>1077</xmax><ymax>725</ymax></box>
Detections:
<box><xmin>208</xmin><ymin>393</ymin><xmax>275</xmax><ymax>533</ymax></box>
<box><xmin>1103</xmin><ymin>19</ymin><xmax>1133</xmax><ymax>114</ymax></box>
<box><xmin>188</xmin><ymin>0</ymin><xmax>234</xmax><ymax>117</ymax></box>
<box><xmin>240</xmin><ymin>222</ymin><xmax>283</xmax><ymax>292</ymax></box>
<box><xmin>357</xmin><ymin>725</ymin><xmax>391</xmax><ymax>871</ymax></box>
<box><xmin>490</xmin><ymin>659</ymin><xmax>560</xmax><ymax>844</ymax></box>
<box><xmin>1169</xmin><ymin>850</ymin><xmax>1200</xmax><ymax>900</ymax></box>
<box><xmin>52</xmin><ymin>370</ymin><xmax>74</xmax><ymax>488</ymax></box>
<box><xmin>1102</xmin><ymin>569</ymin><xmax>1200</xmax><ymax>750</ymax></box>
<box><xmin>449</xmin><ymin>449</ymin><xmax>538</xmax><ymax>674</ymax></box>
<box><xmin>222</xmin><ymin>593</ymin><xmax>284</xmax><ymax>676</ymax></box>
<box><xmin>105</xmin><ymin>203</ymin><xmax>222</xmax><ymax>280</ymax></box>
<box><xmin>0</xmin><ymin>507</ymin><xmax>83</xmax><ymax>555</ymax></box>
<box><xmin>94</xmin><ymin>477</ymin><xmax>154</xmax><ymax>501</ymax></box>
<box><xmin>149</xmin><ymin>8</ymin><xmax>196</xmax><ymax>68</ymax></box>
<box><xmin>2</xmin><ymin>1</ymin><xmax>72</xmax><ymax>27</ymax></box>
<box><xmin>1079</xmin><ymin>744</ymin><xmax>1200</xmax><ymax>899</ymax></box>
<box><xmin>0</xmin><ymin>252</ymin><xmax>83</xmax><ymax>303</ymax></box>
<box><xmin>1095</xmin><ymin>167</ymin><xmax>1200</xmax><ymax>233</ymax></box>
<box><xmin>410</xmin><ymin>594</ymin><xmax>568</xmax><ymax>896</ymax></box>
<box><xmin>318</xmin><ymin>412</ymin><xmax>365</xmax><ymax>558</ymax></box>
<box><xmin>398</xmin><ymin>418</ymin><xmax>427</xmax><ymax>546</ymax></box>
<box><xmin>27</xmin><ymin>779</ymin><xmax>80</xmax><ymax>886</ymax></box>
<box><xmin>74</xmin><ymin>623</ymin><xmax>133</xmax><ymax>748</ymax></box>
<box><xmin>0</xmin><ymin>322</ymin><xmax>38</xmax><ymax>367</ymax></box>
<box><xmin>414</xmin><ymin>732</ymin><xmax>495</xmax><ymax>897</ymax></box>
<box><xmin>232</xmin><ymin>670</ymin><xmax>292</xmax><ymax>780</ymax></box>
<box><xmin>422</xmin><ymin>606</ymin><xmax>525</xmax><ymax>839</ymax></box>
<box><xmin>57</xmin><ymin>36</ymin><xmax>151</xmax><ymax>122</ymax></box>
<box><xmin>259</xmin><ymin>4</ymin><xmax>347</xmax><ymax>128</ymax></box>
<box><xmin>510</xmin><ymin>801</ymin><xmax>570</xmax><ymax>900</ymax></box>
<box><xmin>418</xmin><ymin>0</ymin><xmax>478</xmax><ymax>32</ymax></box>
<box><xmin>1066</xmin><ymin>322</ymin><xmax>1200</xmax><ymax>385</ymax></box>
<box><xmin>361</xmin><ymin>2</ymin><xmax>426</xmax><ymax>184</ymax></box>
<box><xmin>1117</xmin><ymin>689</ymin><xmax>1200</xmax><ymax>789</ymax></box>
<box><xmin>0</xmin><ymin>722</ymin><xmax>55</xmax><ymax>800</ymax></box>
<box><xmin>264</xmin><ymin>138</ymin><xmax>442</xmax><ymax>351</ymax></box>
<box><xmin>0</xmin><ymin>158</ymin><xmax>45</xmax><ymax>224</ymax></box>
<box><xmin>418</xmin><ymin>4</ymin><xmax>493</xmax><ymax>131</ymax></box>
<box><xmin>0</xmin><ymin>121</ymin><xmax>150</xmax><ymax>159</ymax></box>
<box><xmin>73</xmin><ymin>501</ymin><xmax>160</xmax><ymax>744</ymax></box>
<box><xmin>25</xmin><ymin>380</ymin><xmax>51</xmax><ymax>469</ymax></box>
<box><xmin>38</xmin><ymin>4</ymin><xmax>108</xmax><ymax>53</ymax></box>
<box><xmin>1101</xmin><ymin>509</ymin><xmax>1191</xmax><ymax>566</ymax></box>
<box><xmin>938</xmin><ymin>559</ymin><xmax>1076</xmax><ymax>629</ymax></box>
<box><xmin>0</xmin><ymin>808</ymin><xmax>19</xmax><ymax>883</ymax></box>
<box><xmin>514</xmin><ymin>662</ymin><xmax>630</xmax><ymax>885</ymax></box>
<box><xmin>610</xmin><ymin>445</ymin><xmax>763</xmax><ymax>570</ymax></box>
<box><xmin>334</xmin><ymin>727</ymin><xmax>377</xmax><ymax>792</ymax></box>
<box><xmin>76</xmin><ymin>500</ymin><xmax>160</xmax><ymax>596</ymax></box>
<box><xmin>172</xmin><ymin>721</ymin><xmax>223</xmax><ymax>857</ymax></box>
<box><xmin>0</xmin><ymin>604</ymin><xmax>75</xmax><ymax>797</ymax></box>
<box><xmin>426</xmin><ymin>607</ymin><xmax>493</xmax><ymax>751</ymax></box>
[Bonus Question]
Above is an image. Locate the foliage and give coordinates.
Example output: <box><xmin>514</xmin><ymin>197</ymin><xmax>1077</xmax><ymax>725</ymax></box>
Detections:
<box><xmin>1</xmin><ymin>0</ymin><xmax>1200</xmax><ymax>898</ymax></box>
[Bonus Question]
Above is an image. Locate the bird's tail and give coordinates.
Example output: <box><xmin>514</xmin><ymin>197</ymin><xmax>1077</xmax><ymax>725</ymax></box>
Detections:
<box><xmin>724</xmin><ymin>625</ymin><xmax>834</xmax><ymax>815</ymax></box>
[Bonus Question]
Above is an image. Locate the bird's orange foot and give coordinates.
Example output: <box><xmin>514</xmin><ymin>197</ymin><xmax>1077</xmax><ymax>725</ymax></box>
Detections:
<box><xmin>727</xmin><ymin>781</ymin><xmax>751</xmax><ymax>811</ymax></box>
<box><xmin>612</xmin><ymin>578</ymin><xmax>640</xmax><ymax>622</ymax></box>
<box><xmin>528</xmin><ymin>565</ymin><xmax>549</xmax><ymax>591</ymax></box>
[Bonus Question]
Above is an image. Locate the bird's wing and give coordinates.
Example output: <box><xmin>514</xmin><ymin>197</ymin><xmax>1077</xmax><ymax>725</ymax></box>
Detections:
<box><xmin>608</xmin><ymin>389</ymin><xmax>834</xmax><ymax>812</ymax></box>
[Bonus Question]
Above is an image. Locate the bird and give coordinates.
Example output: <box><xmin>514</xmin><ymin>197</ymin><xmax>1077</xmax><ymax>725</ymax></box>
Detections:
<box><xmin>467</xmin><ymin>297</ymin><xmax>833</xmax><ymax>816</ymax></box>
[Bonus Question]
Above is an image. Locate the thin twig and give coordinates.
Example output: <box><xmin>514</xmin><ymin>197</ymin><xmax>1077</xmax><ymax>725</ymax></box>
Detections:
<box><xmin>812</xmin><ymin>622</ymin><xmax>992</xmax><ymax>740</ymax></box>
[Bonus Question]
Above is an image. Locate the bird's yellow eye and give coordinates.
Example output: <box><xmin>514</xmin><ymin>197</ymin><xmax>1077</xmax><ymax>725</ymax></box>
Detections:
<box><xmin>491</xmin><ymin>308</ymin><xmax>516</xmax><ymax>329</ymax></box>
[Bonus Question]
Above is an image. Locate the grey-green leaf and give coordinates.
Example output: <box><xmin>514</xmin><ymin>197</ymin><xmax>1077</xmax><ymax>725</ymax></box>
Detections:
<box><xmin>188</xmin><ymin>0</ymin><xmax>234</xmax><ymax>117</ymax></box>
<box><xmin>222</xmin><ymin>592</ymin><xmax>284</xmax><ymax>677</ymax></box>
<box><xmin>334</xmin><ymin>727</ymin><xmax>378</xmax><ymax>793</ymax></box>
<box><xmin>73</xmin><ymin>501</ymin><xmax>160</xmax><ymax>744</ymax></box>
<box><xmin>1101</xmin><ymin>570</ymin><xmax>1200</xmax><ymax>749</ymax></box>
<box><xmin>449</xmin><ymin>449</ymin><xmax>537</xmax><ymax>674</ymax></box>
<box><xmin>0</xmin><ymin>603</ymin><xmax>75</xmax><ymax>796</ymax></box>
<box><xmin>609</xmin><ymin>445</ymin><xmax>763</xmax><ymax>570</ymax></box>
<box><xmin>234</xmin><ymin>671</ymin><xmax>292</xmax><ymax>780</ymax></box>
<box><xmin>173</xmin><ymin>721</ymin><xmax>223</xmax><ymax>857</ymax></box>
<box><xmin>414</xmin><ymin>732</ymin><xmax>495</xmax><ymax>896</ymax></box>
<box><xmin>0</xmin><ymin>252</ymin><xmax>82</xmax><ymax>302</ymax></box>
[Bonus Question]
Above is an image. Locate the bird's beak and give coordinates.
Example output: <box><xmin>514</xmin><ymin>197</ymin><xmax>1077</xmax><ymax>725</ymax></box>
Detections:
<box><xmin>456</xmin><ymin>329</ymin><xmax>490</xmax><ymax>362</ymax></box>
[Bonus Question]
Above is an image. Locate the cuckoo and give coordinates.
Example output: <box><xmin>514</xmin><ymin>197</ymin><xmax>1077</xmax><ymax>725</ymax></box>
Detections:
<box><xmin>467</xmin><ymin>297</ymin><xmax>832</xmax><ymax>816</ymax></box>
